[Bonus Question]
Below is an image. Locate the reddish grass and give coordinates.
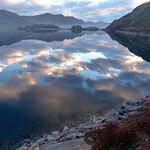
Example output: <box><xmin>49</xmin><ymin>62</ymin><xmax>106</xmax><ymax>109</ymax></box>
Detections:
<box><xmin>85</xmin><ymin>107</ymin><xmax>150</xmax><ymax>150</ymax></box>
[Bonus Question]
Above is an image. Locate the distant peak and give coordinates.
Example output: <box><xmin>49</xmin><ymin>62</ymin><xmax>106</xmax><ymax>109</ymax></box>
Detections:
<box><xmin>43</xmin><ymin>12</ymin><xmax>52</xmax><ymax>15</ymax></box>
<box><xmin>0</xmin><ymin>9</ymin><xmax>8</xmax><ymax>12</ymax></box>
<box><xmin>0</xmin><ymin>9</ymin><xmax>18</xmax><ymax>15</ymax></box>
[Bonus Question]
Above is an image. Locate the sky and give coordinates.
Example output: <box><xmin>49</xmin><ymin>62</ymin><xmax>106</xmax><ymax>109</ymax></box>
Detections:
<box><xmin>0</xmin><ymin>0</ymin><xmax>149</xmax><ymax>22</ymax></box>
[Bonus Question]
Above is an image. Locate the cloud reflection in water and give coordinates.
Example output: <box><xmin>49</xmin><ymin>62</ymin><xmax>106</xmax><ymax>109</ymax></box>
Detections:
<box><xmin>0</xmin><ymin>32</ymin><xmax>150</xmax><ymax>148</ymax></box>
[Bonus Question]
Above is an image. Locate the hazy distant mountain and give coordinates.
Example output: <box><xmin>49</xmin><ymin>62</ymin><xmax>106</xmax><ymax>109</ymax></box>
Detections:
<box><xmin>0</xmin><ymin>9</ymin><xmax>109</xmax><ymax>30</ymax></box>
<box><xmin>85</xmin><ymin>21</ymin><xmax>110</xmax><ymax>28</ymax></box>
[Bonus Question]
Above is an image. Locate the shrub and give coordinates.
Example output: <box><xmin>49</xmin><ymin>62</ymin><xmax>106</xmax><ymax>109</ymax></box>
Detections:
<box><xmin>86</xmin><ymin>107</ymin><xmax>150</xmax><ymax>150</ymax></box>
<box><xmin>86</xmin><ymin>123</ymin><xmax>138</xmax><ymax>150</ymax></box>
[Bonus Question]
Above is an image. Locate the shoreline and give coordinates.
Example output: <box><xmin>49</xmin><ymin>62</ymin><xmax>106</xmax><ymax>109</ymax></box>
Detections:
<box><xmin>114</xmin><ymin>30</ymin><xmax>150</xmax><ymax>39</ymax></box>
<box><xmin>17</xmin><ymin>97</ymin><xmax>150</xmax><ymax>150</ymax></box>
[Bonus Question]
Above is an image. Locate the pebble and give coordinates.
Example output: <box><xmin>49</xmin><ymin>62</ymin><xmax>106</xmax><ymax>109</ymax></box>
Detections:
<box><xmin>51</xmin><ymin>131</ymin><xmax>60</xmax><ymax>136</ymax></box>
<box><xmin>47</xmin><ymin>135</ymin><xmax>54</xmax><ymax>142</ymax></box>
<box><xmin>63</xmin><ymin>126</ymin><xmax>69</xmax><ymax>132</ymax></box>
<box><xmin>18</xmin><ymin>146</ymin><xmax>28</xmax><ymax>150</ymax></box>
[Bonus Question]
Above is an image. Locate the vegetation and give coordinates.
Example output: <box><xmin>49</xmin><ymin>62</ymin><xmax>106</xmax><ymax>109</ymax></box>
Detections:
<box><xmin>85</xmin><ymin>106</ymin><xmax>150</xmax><ymax>150</ymax></box>
<box><xmin>71</xmin><ymin>25</ymin><xmax>99</xmax><ymax>33</ymax></box>
<box><xmin>106</xmin><ymin>2</ymin><xmax>150</xmax><ymax>32</ymax></box>
<box><xmin>18</xmin><ymin>24</ymin><xmax>61</xmax><ymax>33</ymax></box>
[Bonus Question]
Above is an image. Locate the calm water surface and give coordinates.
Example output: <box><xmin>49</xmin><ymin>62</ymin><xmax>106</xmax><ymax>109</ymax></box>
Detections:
<box><xmin>0</xmin><ymin>30</ymin><xmax>150</xmax><ymax>148</ymax></box>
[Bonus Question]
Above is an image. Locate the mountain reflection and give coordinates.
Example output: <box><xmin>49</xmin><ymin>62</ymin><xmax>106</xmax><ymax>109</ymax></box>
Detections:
<box><xmin>108</xmin><ymin>32</ymin><xmax>150</xmax><ymax>62</ymax></box>
<box><xmin>0</xmin><ymin>31</ymin><xmax>150</xmax><ymax>149</ymax></box>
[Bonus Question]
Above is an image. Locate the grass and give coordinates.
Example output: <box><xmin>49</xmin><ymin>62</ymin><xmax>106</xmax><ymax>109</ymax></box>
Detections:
<box><xmin>85</xmin><ymin>107</ymin><xmax>150</xmax><ymax>150</ymax></box>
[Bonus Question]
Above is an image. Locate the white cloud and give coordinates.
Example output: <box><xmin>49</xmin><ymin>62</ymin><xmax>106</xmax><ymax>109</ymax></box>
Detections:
<box><xmin>5</xmin><ymin>0</ymin><xmax>25</xmax><ymax>5</ymax></box>
<box><xmin>0</xmin><ymin>0</ymin><xmax>149</xmax><ymax>21</ymax></box>
<box><xmin>131</xmin><ymin>0</ymin><xmax>150</xmax><ymax>7</ymax></box>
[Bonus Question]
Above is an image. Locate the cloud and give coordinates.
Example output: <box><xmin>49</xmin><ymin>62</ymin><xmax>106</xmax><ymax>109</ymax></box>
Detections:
<box><xmin>0</xmin><ymin>0</ymin><xmax>149</xmax><ymax>21</ymax></box>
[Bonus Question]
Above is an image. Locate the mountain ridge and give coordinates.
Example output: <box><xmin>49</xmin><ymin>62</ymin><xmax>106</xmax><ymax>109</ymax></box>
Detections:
<box><xmin>0</xmin><ymin>9</ymin><xmax>109</xmax><ymax>30</ymax></box>
<box><xmin>106</xmin><ymin>2</ymin><xmax>150</xmax><ymax>33</ymax></box>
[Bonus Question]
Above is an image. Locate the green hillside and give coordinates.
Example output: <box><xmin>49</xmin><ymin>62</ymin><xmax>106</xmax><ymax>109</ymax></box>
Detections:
<box><xmin>106</xmin><ymin>2</ymin><xmax>150</xmax><ymax>31</ymax></box>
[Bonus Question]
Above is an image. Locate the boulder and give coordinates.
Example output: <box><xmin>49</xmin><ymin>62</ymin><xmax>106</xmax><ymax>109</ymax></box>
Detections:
<box><xmin>127</xmin><ymin>100</ymin><xmax>138</xmax><ymax>105</ymax></box>
<box><xmin>63</xmin><ymin>126</ymin><xmax>69</xmax><ymax>132</ymax></box>
<box><xmin>51</xmin><ymin>131</ymin><xmax>60</xmax><ymax>136</ymax></box>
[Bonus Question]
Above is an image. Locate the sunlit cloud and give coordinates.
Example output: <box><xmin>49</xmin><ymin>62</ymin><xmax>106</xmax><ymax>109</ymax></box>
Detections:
<box><xmin>0</xmin><ymin>0</ymin><xmax>149</xmax><ymax>21</ymax></box>
<box><xmin>131</xmin><ymin>0</ymin><xmax>150</xmax><ymax>7</ymax></box>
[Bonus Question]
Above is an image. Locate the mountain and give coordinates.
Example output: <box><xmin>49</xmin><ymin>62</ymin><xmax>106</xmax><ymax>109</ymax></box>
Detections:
<box><xmin>0</xmin><ymin>9</ymin><xmax>109</xmax><ymax>30</ymax></box>
<box><xmin>106</xmin><ymin>2</ymin><xmax>150</xmax><ymax>32</ymax></box>
<box><xmin>0</xmin><ymin>10</ymin><xmax>30</xmax><ymax>29</ymax></box>
<box><xmin>83</xmin><ymin>21</ymin><xmax>110</xmax><ymax>28</ymax></box>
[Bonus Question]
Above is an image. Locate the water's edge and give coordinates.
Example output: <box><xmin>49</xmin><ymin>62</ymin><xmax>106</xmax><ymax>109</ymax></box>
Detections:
<box><xmin>17</xmin><ymin>97</ymin><xmax>150</xmax><ymax>150</ymax></box>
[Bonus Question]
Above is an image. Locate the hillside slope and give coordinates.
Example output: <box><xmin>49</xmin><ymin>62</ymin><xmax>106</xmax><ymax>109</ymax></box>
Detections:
<box><xmin>106</xmin><ymin>2</ymin><xmax>150</xmax><ymax>32</ymax></box>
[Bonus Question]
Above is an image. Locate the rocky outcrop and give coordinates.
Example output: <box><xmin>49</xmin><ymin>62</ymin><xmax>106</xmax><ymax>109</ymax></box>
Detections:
<box><xmin>17</xmin><ymin>97</ymin><xmax>150</xmax><ymax>150</ymax></box>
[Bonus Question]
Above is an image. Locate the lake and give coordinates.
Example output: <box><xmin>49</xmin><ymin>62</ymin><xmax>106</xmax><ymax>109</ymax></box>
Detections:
<box><xmin>0</xmin><ymin>30</ymin><xmax>150</xmax><ymax>149</ymax></box>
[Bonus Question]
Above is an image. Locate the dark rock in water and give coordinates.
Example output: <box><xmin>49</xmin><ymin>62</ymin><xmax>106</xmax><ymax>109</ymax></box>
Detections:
<box><xmin>71</xmin><ymin>26</ymin><xmax>82</xmax><ymax>33</ymax></box>
<box><xmin>71</xmin><ymin>25</ymin><xmax>100</xmax><ymax>33</ymax></box>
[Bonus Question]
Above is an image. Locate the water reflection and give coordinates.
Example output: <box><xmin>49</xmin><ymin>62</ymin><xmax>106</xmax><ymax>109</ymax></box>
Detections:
<box><xmin>108</xmin><ymin>32</ymin><xmax>150</xmax><ymax>62</ymax></box>
<box><xmin>0</xmin><ymin>30</ymin><xmax>150</xmax><ymax>149</ymax></box>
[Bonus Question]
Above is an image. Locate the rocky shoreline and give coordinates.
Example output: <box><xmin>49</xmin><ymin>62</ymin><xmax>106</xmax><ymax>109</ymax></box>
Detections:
<box><xmin>17</xmin><ymin>97</ymin><xmax>150</xmax><ymax>150</ymax></box>
<box><xmin>115</xmin><ymin>30</ymin><xmax>150</xmax><ymax>39</ymax></box>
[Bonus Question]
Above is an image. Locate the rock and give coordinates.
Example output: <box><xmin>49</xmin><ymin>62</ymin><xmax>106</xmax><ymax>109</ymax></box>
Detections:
<box><xmin>107</xmin><ymin>110</ymin><xmax>118</xmax><ymax>117</ymax></box>
<box><xmin>101</xmin><ymin>119</ymin><xmax>106</xmax><ymax>123</ymax></box>
<box><xmin>124</xmin><ymin>105</ymin><xmax>140</xmax><ymax>113</ymax></box>
<box><xmin>43</xmin><ymin>134</ymin><xmax>48</xmax><ymax>138</ymax></box>
<box><xmin>119</xmin><ymin>111</ymin><xmax>124</xmax><ymax>116</ymax></box>
<box><xmin>66</xmin><ymin>133</ymin><xmax>76</xmax><ymax>140</ymax></box>
<box><xmin>93</xmin><ymin>117</ymin><xmax>99</xmax><ymax>123</ymax></box>
<box><xmin>51</xmin><ymin>131</ymin><xmax>60</xmax><ymax>136</ymax></box>
<box><xmin>136</xmin><ymin>146</ymin><xmax>142</xmax><ymax>150</ymax></box>
<box><xmin>33</xmin><ymin>147</ymin><xmax>40</xmax><ymax>150</ymax></box>
<box><xmin>76</xmin><ymin>132</ymin><xmax>84</xmax><ymax>138</ymax></box>
<box><xmin>31</xmin><ymin>143</ymin><xmax>39</xmax><ymax>148</ymax></box>
<box><xmin>18</xmin><ymin>97</ymin><xmax>146</xmax><ymax>150</ymax></box>
<box><xmin>118</xmin><ymin>115</ymin><xmax>127</xmax><ymax>121</ymax></box>
<box><xmin>105</xmin><ymin>117</ymin><xmax>118</xmax><ymax>123</ymax></box>
<box><xmin>121</xmin><ymin>102</ymin><xmax>128</xmax><ymax>109</ymax></box>
<box><xmin>70</xmin><ymin>128</ymin><xmax>76</xmax><ymax>133</ymax></box>
<box><xmin>72</xmin><ymin>143</ymin><xmax>92</xmax><ymax>150</ymax></box>
<box><xmin>23</xmin><ymin>139</ymin><xmax>31</xmax><ymax>144</ymax></box>
<box><xmin>18</xmin><ymin>146</ymin><xmax>28</xmax><ymax>150</ymax></box>
<box><xmin>35</xmin><ymin>138</ymin><xmax>46</xmax><ymax>145</ymax></box>
<box><xmin>59</xmin><ymin>132</ymin><xmax>68</xmax><ymax>138</ymax></box>
<box><xmin>127</xmin><ymin>100</ymin><xmax>137</xmax><ymax>105</ymax></box>
<box><xmin>63</xmin><ymin>126</ymin><xmax>69</xmax><ymax>132</ymax></box>
<box><xmin>47</xmin><ymin>135</ymin><xmax>54</xmax><ymax>142</ymax></box>
<box><xmin>86</xmin><ymin>137</ymin><xmax>94</xmax><ymax>144</ymax></box>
